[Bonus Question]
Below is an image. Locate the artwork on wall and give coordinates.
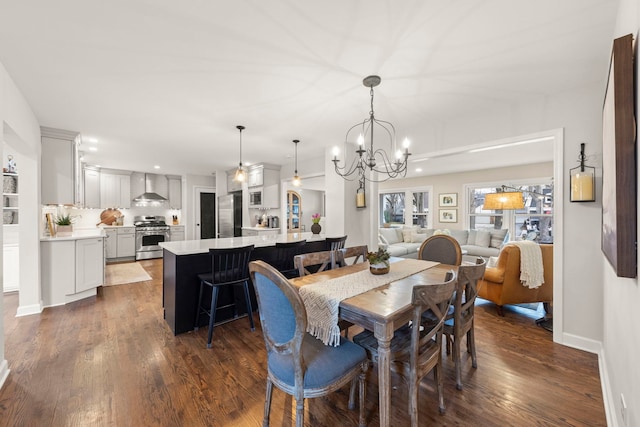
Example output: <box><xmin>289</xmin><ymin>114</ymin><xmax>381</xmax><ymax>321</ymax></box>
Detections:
<box><xmin>602</xmin><ymin>33</ymin><xmax>637</xmax><ymax>278</ymax></box>
<box><xmin>439</xmin><ymin>193</ymin><xmax>457</xmax><ymax>207</ymax></box>
<box><xmin>439</xmin><ymin>209</ymin><xmax>457</xmax><ymax>223</ymax></box>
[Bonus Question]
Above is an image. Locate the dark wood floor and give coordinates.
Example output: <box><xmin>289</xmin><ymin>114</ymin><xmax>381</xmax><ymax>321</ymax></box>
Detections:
<box><xmin>1</xmin><ymin>259</ymin><xmax>606</xmax><ymax>426</ymax></box>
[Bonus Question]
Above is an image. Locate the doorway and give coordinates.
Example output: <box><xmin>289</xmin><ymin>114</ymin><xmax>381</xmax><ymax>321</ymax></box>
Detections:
<box><xmin>195</xmin><ymin>187</ymin><xmax>216</xmax><ymax>239</ymax></box>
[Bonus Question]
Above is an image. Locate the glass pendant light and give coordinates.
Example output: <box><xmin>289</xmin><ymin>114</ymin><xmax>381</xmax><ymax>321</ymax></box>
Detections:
<box><xmin>292</xmin><ymin>139</ymin><xmax>301</xmax><ymax>187</ymax></box>
<box><xmin>233</xmin><ymin>125</ymin><xmax>246</xmax><ymax>182</ymax></box>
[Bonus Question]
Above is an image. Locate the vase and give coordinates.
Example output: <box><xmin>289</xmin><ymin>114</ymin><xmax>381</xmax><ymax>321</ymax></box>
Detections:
<box><xmin>56</xmin><ymin>225</ymin><xmax>73</xmax><ymax>237</ymax></box>
<box><xmin>369</xmin><ymin>262</ymin><xmax>390</xmax><ymax>275</ymax></box>
<box><xmin>311</xmin><ymin>222</ymin><xmax>321</xmax><ymax>235</ymax></box>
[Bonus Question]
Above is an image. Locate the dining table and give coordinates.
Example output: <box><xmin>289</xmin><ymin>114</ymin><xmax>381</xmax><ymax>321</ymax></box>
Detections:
<box><xmin>290</xmin><ymin>257</ymin><xmax>457</xmax><ymax>427</ymax></box>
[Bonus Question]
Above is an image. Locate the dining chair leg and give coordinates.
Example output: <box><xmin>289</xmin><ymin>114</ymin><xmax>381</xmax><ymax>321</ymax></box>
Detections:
<box><xmin>263</xmin><ymin>378</ymin><xmax>273</xmax><ymax>427</ymax></box>
<box><xmin>436</xmin><ymin>362</ymin><xmax>446</xmax><ymax>414</ymax></box>
<box><xmin>348</xmin><ymin>378</ymin><xmax>356</xmax><ymax>410</ymax></box>
<box><xmin>206</xmin><ymin>286</ymin><xmax>219</xmax><ymax>349</ymax></box>
<box><xmin>409</xmin><ymin>376</ymin><xmax>419</xmax><ymax>427</ymax></box>
<box><xmin>469</xmin><ymin>327</ymin><xmax>478</xmax><ymax>369</ymax></box>
<box><xmin>454</xmin><ymin>335</ymin><xmax>463</xmax><ymax>390</ymax></box>
<box><xmin>194</xmin><ymin>280</ymin><xmax>205</xmax><ymax>331</ymax></box>
<box><xmin>295</xmin><ymin>397</ymin><xmax>304</xmax><ymax>427</ymax></box>
<box><xmin>358</xmin><ymin>364</ymin><xmax>367</xmax><ymax>427</ymax></box>
<box><xmin>242</xmin><ymin>281</ymin><xmax>255</xmax><ymax>331</ymax></box>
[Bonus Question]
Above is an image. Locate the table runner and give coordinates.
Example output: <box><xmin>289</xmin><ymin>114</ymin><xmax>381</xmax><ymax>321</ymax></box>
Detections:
<box><xmin>298</xmin><ymin>259</ymin><xmax>438</xmax><ymax>346</ymax></box>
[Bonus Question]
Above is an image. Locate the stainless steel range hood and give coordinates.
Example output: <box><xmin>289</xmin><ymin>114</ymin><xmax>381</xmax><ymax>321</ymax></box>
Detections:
<box><xmin>133</xmin><ymin>173</ymin><xmax>168</xmax><ymax>202</ymax></box>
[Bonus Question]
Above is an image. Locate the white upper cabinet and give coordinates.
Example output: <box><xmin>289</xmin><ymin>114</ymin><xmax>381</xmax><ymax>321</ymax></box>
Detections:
<box><xmin>41</xmin><ymin>127</ymin><xmax>81</xmax><ymax>205</ymax></box>
<box><xmin>100</xmin><ymin>171</ymin><xmax>131</xmax><ymax>208</ymax></box>
<box><xmin>248</xmin><ymin>166</ymin><xmax>264</xmax><ymax>187</ymax></box>
<box><xmin>167</xmin><ymin>175</ymin><xmax>182</xmax><ymax>209</ymax></box>
<box><xmin>83</xmin><ymin>167</ymin><xmax>101</xmax><ymax>208</ymax></box>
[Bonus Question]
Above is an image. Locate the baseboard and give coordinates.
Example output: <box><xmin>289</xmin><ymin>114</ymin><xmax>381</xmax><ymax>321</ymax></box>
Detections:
<box><xmin>598</xmin><ymin>348</ymin><xmax>617</xmax><ymax>427</ymax></box>
<box><xmin>16</xmin><ymin>301</ymin><xmax>43</xmax><ymax>317</ymax></box>
<box><xmin>561</xmin><ymin>333</ymin><xmax>617</xmax><ymax>426</ymax></box>
<box><xmin>0</xmin><ymin>359</ymin><xmax>10</xmax><ymax>391</ymax></box>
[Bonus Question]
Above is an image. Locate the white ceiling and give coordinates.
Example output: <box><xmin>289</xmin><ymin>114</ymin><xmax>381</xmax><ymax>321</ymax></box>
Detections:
<box><xmin>0</xmin><ymin>1</ymin><xmax>617</xmax><ymax>177</ymax></box>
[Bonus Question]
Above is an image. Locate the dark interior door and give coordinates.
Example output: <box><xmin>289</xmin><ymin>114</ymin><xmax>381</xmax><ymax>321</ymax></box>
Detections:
<box><xmin>200</xmin><ymin>192</ymin><xmax>216</xmax><ymax>239</ymax></box>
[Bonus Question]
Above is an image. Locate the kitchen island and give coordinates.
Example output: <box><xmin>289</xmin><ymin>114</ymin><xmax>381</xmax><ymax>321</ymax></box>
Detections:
<box><xmin>160</xmin><ymin>232</ymin><xmax>327</xmax><ymax>335</ymax></box>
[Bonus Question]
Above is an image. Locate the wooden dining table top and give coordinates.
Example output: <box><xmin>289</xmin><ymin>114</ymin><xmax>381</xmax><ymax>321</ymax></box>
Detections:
<box><xmin>290</xmin><ymin>259</ymin><xmax>458</xmax><ymax>331</ymax></box>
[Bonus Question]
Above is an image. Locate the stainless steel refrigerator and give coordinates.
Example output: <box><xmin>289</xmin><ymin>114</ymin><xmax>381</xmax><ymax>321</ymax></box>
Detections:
<box><xmin>218</xmin><ymin>191</ymin><xmax>242</xmax><ymax>237</ymax></box>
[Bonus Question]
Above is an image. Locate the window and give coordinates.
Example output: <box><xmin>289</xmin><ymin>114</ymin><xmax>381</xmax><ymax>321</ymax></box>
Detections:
<box><xmin>379</xmin><ymin>189</ymin><xmax>431</xmax><ymax>228</ymax></box>
<box><xmin>467</xmin><ymin>181</ymin><xmax>553</xmax><ymax>243</ymax></box>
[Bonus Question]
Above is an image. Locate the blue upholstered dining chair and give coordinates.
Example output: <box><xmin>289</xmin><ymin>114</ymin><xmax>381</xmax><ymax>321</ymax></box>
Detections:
<box><xmin>249</xmin><ymin>260</ymin><xmax>368</xmax><ymax>427</ymax></box>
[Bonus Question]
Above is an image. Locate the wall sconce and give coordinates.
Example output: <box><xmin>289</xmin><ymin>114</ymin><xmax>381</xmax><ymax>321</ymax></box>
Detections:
<box><xmin>356</xmin><ymin>179</ymin><xmax>366</xmax><ymax>208</ymax></box>
<box><xmin>570</xmin><ymin>143</ymin><xmax>595</xmax><ymax>202</ymax></box>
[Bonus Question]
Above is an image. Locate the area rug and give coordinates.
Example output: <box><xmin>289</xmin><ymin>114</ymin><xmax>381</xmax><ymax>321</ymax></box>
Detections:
<box><xmin>105</xmin><ymin>262</ymin><xmax>152</xmax><ymax>286</ymax></box>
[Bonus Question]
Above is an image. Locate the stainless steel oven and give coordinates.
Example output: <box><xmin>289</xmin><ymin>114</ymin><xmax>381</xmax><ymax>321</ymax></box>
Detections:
<box><xmin>134</xmin><ymin>215</ymin><xmax>170</xmax><ymax>260</ymax></box>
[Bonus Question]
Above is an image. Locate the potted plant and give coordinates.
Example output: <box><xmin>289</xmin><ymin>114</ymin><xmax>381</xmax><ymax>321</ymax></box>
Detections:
<box><xmin>366</xmin><ymin>248</ymin><xmax>391</xmax><ymax>275</ymax></box>
<box><xmin>55</xmin><ymin>214</ymin><xmax>74</xmax><ymax>236</ymax></box>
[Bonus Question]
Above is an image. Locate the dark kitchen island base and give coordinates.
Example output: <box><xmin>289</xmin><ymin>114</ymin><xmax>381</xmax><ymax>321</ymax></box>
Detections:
<box><xmin>161</xmin><ymin>235</ymin><xmax>327</xmax><ymax>335</ymax></box>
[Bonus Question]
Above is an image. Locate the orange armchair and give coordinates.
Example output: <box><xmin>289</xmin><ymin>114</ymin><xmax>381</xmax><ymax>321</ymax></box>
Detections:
<box><xmin>477</xmin><ymin>244</ymin><xmax>553</xmax><ymax>315</ymax></box>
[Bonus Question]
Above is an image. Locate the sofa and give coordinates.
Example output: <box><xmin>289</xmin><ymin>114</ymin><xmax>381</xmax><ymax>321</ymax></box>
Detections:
<box><xmin>378</xmin><ymin>227</ymin><xmax>508</xmax><ymax>259</ymax></box>
<box><xmin>477</xmin><ymin>244</ymin><xmax>553</xmax><ymax>315</ymax></box>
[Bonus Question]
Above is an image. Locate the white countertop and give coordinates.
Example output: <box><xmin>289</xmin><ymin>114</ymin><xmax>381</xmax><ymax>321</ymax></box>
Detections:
<box><xmin>40</xmin><ymin>228</ymin><xmax>106</xmax><ymax>242</ymax></box>
<box><xmin>241</xmin><ymin>226</ymin><xmax>279</xmax><ymax>231</ymax></box>
<box><xmin>101</xmin><ymin>225</ymin><xmax>135</xmax><ymax>229</ymax></box>
<box><xmin>160</xmin><ymin>232</ymin><xmax>326</xmax><ymax>255</ymax></box>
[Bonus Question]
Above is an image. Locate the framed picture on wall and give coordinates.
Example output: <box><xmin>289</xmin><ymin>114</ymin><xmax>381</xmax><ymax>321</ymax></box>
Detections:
<box><xmin>439</xmin><ymin>209</ymin><xmax>457</xmax><ymax>223</ymax></box>
<box><xmin>602</xmin><ymin>33</ymin><xmax>637</xmax><ymax>278</ymax></box>
<box><xmin>439</xmin><ymin>193</ymin><xmax>458</xmax><ymax>207</ymax></box>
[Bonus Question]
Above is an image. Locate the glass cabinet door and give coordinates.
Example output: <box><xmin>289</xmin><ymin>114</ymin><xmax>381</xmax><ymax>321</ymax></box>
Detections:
<box><xmin>287</xmin><ymin>190</ymin><xmax>301</xmax><ymax>232</ymax></box>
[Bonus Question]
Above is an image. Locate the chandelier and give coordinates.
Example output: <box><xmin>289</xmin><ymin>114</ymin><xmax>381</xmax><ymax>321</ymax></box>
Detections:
<box><xmin>332</xmin><ymin>75</ymin><xmax>411</xmax><ymax>182</ymax></box>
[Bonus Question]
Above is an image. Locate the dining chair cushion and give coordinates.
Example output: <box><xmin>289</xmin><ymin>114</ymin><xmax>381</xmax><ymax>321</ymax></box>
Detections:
<box><xmin>268</xmin><ymin>334</ymin><xmax>367</xmax><ymax>389</ymax></box>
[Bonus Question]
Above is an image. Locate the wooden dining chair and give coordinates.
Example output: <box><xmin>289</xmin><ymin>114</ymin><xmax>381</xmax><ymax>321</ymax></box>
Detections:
<box><xmin>249</xmin><ymin>260</ymin><xmax>368</xmax><ymax>427</ymax></box>
<box><xmin>442</xmin><ymin>257</ymin><xmax>487</xmax><ymax>390</ymax></box>
<box><xmin>418</xmin><ymin>235</ymin><xmax>462</xmax><ymax>266</ymax></box>
<box><xmin>194</xmin><ymin>244</ymin><xmax>255</xmax><ymax>348</ymax></box>
<box><xmin>336</xmin><ymin>245</ymin><xmax>368</xmax><ymax>267</ymax></box>
<box><xmin>353</xmin><ymin>271</ymin><xmax>457</xmax><ymax>425</ymax></box>
<box><xmin>293</xmin><ymin>250</ymin><xmax>338</xmax><ymax>277</ymax></box>
<box><xmin>273</xmin><ymin>240</ymin><xmax>307</xmax><ymax>278</ymax></box>
<box><xmin>325</xmin><ymin>235</ymin><xmax>348</xmax><ymax>251</ymax></box>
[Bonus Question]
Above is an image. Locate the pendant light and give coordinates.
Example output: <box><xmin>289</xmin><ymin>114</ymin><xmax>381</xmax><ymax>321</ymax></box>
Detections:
<box><xmin>292</xmin><ymin>139</ymin><xmax>302</xmax><ymax>187</ymax></box>
<box><xmin>233</xmin><ymin>125</ymin><xmax>246</xmax><ymax>182</ymax></box>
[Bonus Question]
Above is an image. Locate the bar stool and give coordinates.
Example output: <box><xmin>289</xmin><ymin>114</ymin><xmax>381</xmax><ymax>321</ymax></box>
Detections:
<box><xmin>273</xmin><ymin>240</ymin><xmax>306</xmax><ymax>278</ymax></box>
<box><xmin>325</xmin><ymin>235</ymin><xmax>347</xmax><ymax>251</ymax></box>
<box><xmin>194</xmin><ymin>244</ymin><xmax>255</xmax><ymax>348</ymax></box>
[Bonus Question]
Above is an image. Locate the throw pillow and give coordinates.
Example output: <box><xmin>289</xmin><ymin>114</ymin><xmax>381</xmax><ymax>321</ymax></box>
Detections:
<box><xmin>475</xmin><ymin>230</ymin><xmax>491</xmax><ymax>247</ymax></box>
<box><xmin>487</xmin><ymin>256</ymin><xmax>499</xmax><ymax>268</ymax></box>
<box><xmin>402</xmin><ymin>226</ymin><xmax>417</xmax><ymax>242</ymax></box>
<box><xmin>411</xmin><ymin>232</ymin><xmax>428</xmax><ymax>243</ymax></box>
<box><xmin>449</xmin><ymin>229</ymin><xmax>469</xmax><ymax>246</ymax></box>
<box><xmin>490</xmin><ymin>228</ymin><xmax>508</xmax><ymax>248</ymax></box>
<box><xmin>379</xmin><ymin>227</ymin><xmax>402</xmax><ymax>245</ymax></box>
<box><xmin>467</xmin><ymin>230</ymin><xmax>477</xmax><ymax>245</ymax></box>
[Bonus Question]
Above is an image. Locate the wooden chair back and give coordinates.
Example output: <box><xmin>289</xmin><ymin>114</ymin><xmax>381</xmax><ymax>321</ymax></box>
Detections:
<box><xmin>336</xmin><ymin>245</ymin><xmax>368</xmax><ymax>267</ymax></box>
<box><xmin>294</xmin><ymin>250</ymin><xmax>338</xmax><ymax>277</ymax></box>
<box><xmin>418</xmin><ymin>235</ymin><xmax>462</xmax><ymax>266</ymax></box>
<box><xmin>207</xmin><ymin>244</ymin><xmax>254</xmax><ymax>285</ymax></box>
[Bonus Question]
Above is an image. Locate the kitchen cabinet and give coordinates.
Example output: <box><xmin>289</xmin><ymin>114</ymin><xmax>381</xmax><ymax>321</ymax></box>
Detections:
<box><xmin>3</xmin><ymin>172</ymin><xmax>19</xmax><ymax>225</ymax></box>
<box><xmin>170</xmin><ymin>225</ymin><xmax>185</xmax><ymax>241</ymax></box>
<box><xmin>167</xmin><ymin>175</ymin><xmax>182</xmax><ymax>209</ymax></box>
<box><xmin>41</xmin><ymin>127</ymin><xmax>81</xmax><ymax>205</ymax></box>
<box><xmin>262</xmin><ymin>184</ymin><xmax>280</xmax><ymax>209</ymax></box>
<box><xmin>241</xmin><ymin>227</ymin><xmax>279</xmax><ymax>237</ymax></box>
<box><xmin>100</xmin><ymin>172</ymin><xmax>131</xmax><ymax>208</ymax></box>
<box><xmin>105</xmin><ymin>226</ymin><xmax>136</xmax><ymax>262</ymax></box>
<box><xmin>3</xmin><ymin>243</ymin><xmax>19</xmax><ymax>292</ymax></box>
<box><xmin>83</xmin><ymin>167</ymin><xmax>101</xmax><ymax>208</ymax></box>
<box><xmin>248</xmin><ymin>164</ymin><xmax>280</xmax><ymax>188</ymax></box>
<box><xmin>41</xmin><ymin>234</ymin><xmax>105</xmax><ymax>307</ymax></box>
<box><xmin>75</xmin><ymin>237</ymin><xmax>105</xmax><ymax>293</ymax></box>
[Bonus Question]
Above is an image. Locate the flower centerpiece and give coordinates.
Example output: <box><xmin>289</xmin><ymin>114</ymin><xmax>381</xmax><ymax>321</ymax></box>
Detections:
<box><xmin>311</xmin><ymin>213</ymin><xmax>322</xmax><ymax>234</ymax></box>
<box><xmin>366</xmin><ymin>248</ymin><xmax>391</xmax><ymax>275</ymax></box>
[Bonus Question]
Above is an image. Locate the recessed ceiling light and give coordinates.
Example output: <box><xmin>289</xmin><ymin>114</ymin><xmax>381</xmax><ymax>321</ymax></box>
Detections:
<box><xmin>87</xmin><ymin>137</ymin><xmax>98</xmax><ymax>143</ymax></box>
<box><xmin>415</xmin><ymin>168</ymin><xmax>423</xmax><ymax>172</ymax></box>
<box><xmin>154</xmin><ymin>165</ymin><xmax>160</xmax><ymax>169</ymax></box>
<box><xmin>95</xmin><ymin>164</ymin><xmax>101</xmax><ymax>168</ymax></box>
<box><xmin>88</xmin><ymin>147</ymin><xmax>97</xmax><ymax>152</ymax></box>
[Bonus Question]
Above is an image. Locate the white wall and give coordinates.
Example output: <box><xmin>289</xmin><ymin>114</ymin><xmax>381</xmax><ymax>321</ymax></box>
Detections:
<box><xmin>0</xmin><ymin>61</ymin><xmax>42</xmax><ymax>390</ymax></box>
<box><xmin>602</xmin><ymin>1</ymin><xmax>640</xmax><ymax>426</ymax></box>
